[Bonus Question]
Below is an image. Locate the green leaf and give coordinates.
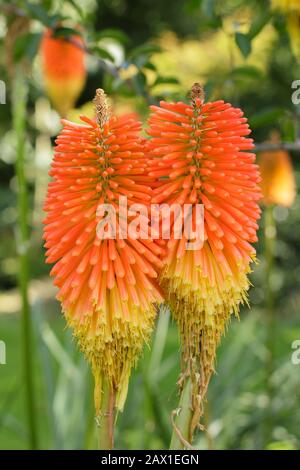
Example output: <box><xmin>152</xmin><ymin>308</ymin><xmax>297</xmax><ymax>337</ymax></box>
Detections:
<box><xmin>249</xmin><ymin>107</ymin><xmax>285</xmax><ymax>129</ymax></box>
<box><xmin>203</xmin><ymin>80</ymin><xmax>216</xmax><ymax>100</ymax></box>
<box><xmin>235</xmin><ymin>32</ymin><xmax>252</xmax><ymax>58</ymax></box>
<box><xmin>142</xmin><ymin>62</ymin><xmax>157</xmax><ymax>72</ymax></box>
<box><xmin>133</xmin><ymin>55</ymin><xmax>149</xmax><ymax>68</ymax></box>
<box><xmin>132</xmin><ymin>71</ymin><xmax>147</xmax><ymax>96</ymax></box>
<box><xmin>278</xmin><ymin>114</ymin><xmax>296</xmax><ymax>142</ymax></box>
<box><xmin>13</xmin><ymin>32</ymin><xmax>42</xmax><ymax>62</ymax></box>
<box><xmin>185</xmin><ymin>0</ymin><xmax>202</xmax><ymax>13</ymax></box>
<box><xmin>230</xmin><ymin>65</ymin><xmax>263</xmax><ymax>80</ymax></box>
<box><xmin>90</xmin><ymin>46</ymin><xmax>115</xmax><ymax>62</ymax></box>
<box><xmin>25</xmin><ymin>2</ymin><xmax>67</xmax><ymax>28</ymax></box>
<box><xmin>26</xmin><ymin>32</ymin><xmax>43</xmax><ymax>61</ymax></box>
<box><xmin>130</xmin><ymin>44</ymin><xmax>162</xmax><ymax>59</ymax></box>
<box><xmin>25</xmin><ymin>1</ymin><xmax>52</xmax><ymax>26</ymax></box>
<box><xmin>66</xmin><ymin>0</ymin><xmax>85</xmax><ymax>19</ymax></box>
<box><xmin>201</xmin><ymin>0</ymin><xmax>216</xmax><ymax>18</ymax></box>
<box><xmin>248</xmin><ymin>11</ymin><xmax>271</xmax><ymax>39</ymax></box>
<box><xmin>94</xmin><ymin>29</ymin><xmax>129</xmax><ymax>45</ymax></box>
<box><xmin>204</xmin><ymin>14</ymin><xmax>222</xmax><ymax>29</ymax></box>
<box><xmin>200</xmin><ymin>0</ymin><xmax>222</xmax><ymax>28</ymax></box>
<box><xmin>52</xmin><ymin>27</ymin><xmax>82</xmax><ymax>39</ymax></box>
<box><xmin>129</xmin><ymin>44</ymin><xmax>162</xmax><ymax>70</ymax></box>
<box><xmin>152</xmin><ymin>76</ymin><xmax>179</xmax><ymax>87</ymax></box>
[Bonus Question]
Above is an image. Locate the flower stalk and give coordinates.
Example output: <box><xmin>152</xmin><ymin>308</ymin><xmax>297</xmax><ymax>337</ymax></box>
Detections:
<box><xmin>264</xmin><ymin>205</ymin><xmax>276</xmax><ymax>442</ymax></box>
<box><xmin>97</xmin><ymin>378</ymin><xmax>116</xmax><ymax>450</ymax></box>
<box><xmin>170</xmin><ymin>377</ymin><xmax>194</xmax><ymax>450</ymax></box>
<box><xmin>12</xmin><ymin>71</ymin><xmax>38</xmax><ymax>449</ymax></box>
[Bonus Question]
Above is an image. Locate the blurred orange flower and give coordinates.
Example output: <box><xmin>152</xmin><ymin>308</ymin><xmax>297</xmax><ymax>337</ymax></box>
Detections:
<box><xmin>40</xmin><ymin>28</ymin><xmax>86</xmax><ymax>116</ymax></box>
<box><xmin>147</xmin><ymin>84</ymin><xmax>261</xmax><ymax>431</ymax></box>
<box><xmin>43</xmin><ymin>89</ymin><xmax>164</xmax><ymax>412</ymax></box>
<box><xmin>259</xmin><ymin>149</ymin><xmax>296</xmax><ymax>207</ymax></box>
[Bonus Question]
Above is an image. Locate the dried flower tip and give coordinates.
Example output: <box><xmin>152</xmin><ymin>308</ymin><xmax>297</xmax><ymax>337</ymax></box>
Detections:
<box><xmin>189</xmin><ymin>82</ymin><xmax>205</xmax><ymax>106</ymax></box>
<box><xmin>93</xmin><ymin>88</ymin><xmax>110</xmax><ymax>127</ymax></box>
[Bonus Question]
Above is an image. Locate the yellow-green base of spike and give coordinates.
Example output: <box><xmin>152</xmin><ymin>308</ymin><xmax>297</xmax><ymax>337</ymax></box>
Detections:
<box><xmin>161</xmin><ymin>265</ymin><xmax>251</xmax><ymax>438</ymax></box>
<box><xmin>62</xmin><ymin>304</ymin><xmax>157</xmax><ymax>412</ymax></box>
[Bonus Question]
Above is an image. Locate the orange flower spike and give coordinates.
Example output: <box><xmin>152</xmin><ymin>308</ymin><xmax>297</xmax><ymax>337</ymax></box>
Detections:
<box><xmin>40</xmin><ymin>28</ymin><xmax>86</xmax><ymax>116</ymax></box>
<box><xmin>44</xmin><ymin>89</ymin><xmax>164</xmax><ymax>413</ymax></box>
<box><xmin>259</xmin><ymin>149</ymin><xmax>296</xmax><ymax>207</ymax></box>
<box><xmin>147</xmin><ymin>83</ymin><xmax>261</xmax><ymax>433</ymax></box>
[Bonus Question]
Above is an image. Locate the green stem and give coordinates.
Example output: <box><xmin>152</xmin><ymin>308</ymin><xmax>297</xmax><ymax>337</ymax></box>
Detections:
<box><xmin>264</xmin><ymin>205</ymin><xmax>276</xmax><ymax>443</ymax></box>
<box><xmin>12</xmin><ymin>72</ymin><xmax>38</xmax><ymax>450</ymax></box>
<box><xmin>170</xmin><ymin>377</ymin><xmax>193</xmax><ymax>450</ymax></box>
<box><xmin>144</xmin><ymin>307</ymin><xmax>171</xmax><ymax>447</ymax></box>
<box><xmin>84</xmin><ymin>372</ymin><xmax>97</xmax><ymax>449</ymax></box>
<box><xmin>203</xmin><ymin>401</ymin><xmax>214</xmax><ymax>450</ymax></box>
<box><xmin>97</xmin><ymin>379</ymin><xmax>116</xmax><ymax>450</ymax></box>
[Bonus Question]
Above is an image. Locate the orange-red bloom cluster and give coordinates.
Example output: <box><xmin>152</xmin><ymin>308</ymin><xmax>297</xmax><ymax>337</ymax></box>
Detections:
<box><xmin>43</xmin><ymin>90</ymin><xmax>164</xmax><ymax>411</ymax></box>
<box><xmin>147</xmin><ymin>85</ymin><xmax>261</xmax><ymax>429</ymax></box>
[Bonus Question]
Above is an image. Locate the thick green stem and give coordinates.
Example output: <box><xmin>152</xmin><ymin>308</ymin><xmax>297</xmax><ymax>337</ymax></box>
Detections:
<box><xmin>170</xmin><ymin>377</ymin><xmax>193</xmax><ymax>450</ymax></box>
<box><xmin>97</xmin><ymin>379</ymin><xmax>116</xmax><ymax>450</ymax></box>
<box><xmin>264</xmin><ymin>205</ymin><xmax>276</xmax><ymax>442</ymax></box>
<box><xmin>12</xmin><ymin>72</ymin><xmax>38</xmax><ymax>449</ymax></box>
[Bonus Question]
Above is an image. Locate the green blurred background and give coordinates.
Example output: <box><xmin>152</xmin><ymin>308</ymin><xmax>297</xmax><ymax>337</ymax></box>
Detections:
<box><xmin>0</xmin><ymin>0</ymin><xmax>300</xmax><ymax>450</ymax></box>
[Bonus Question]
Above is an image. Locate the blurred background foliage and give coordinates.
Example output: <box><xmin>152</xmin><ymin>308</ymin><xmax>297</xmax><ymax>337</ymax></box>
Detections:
<box><xmin>0</xmin><ymin>0</ymin><xmax>300</xmax><ymax>450</ymax></box>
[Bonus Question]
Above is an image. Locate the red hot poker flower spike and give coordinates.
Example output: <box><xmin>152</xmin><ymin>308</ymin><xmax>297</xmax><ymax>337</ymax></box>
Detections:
<box><xmin>43</xmin><ymin>89</ymin><xmax>164</xmax><ymax>413</ymax></box>
<box><xmin>147</xmin><ymin>83</ymin><xmax>261</xmax><ymax>435</ymax></box>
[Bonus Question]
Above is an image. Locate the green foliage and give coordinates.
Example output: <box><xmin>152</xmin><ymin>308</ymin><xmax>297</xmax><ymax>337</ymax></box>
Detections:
<box><xmin>14</xmin><ymin>32</ymin><xmax>42</xmax><ymax>62</ymax></box>
<box><xmin>235</xmin><ymin>32</ymin><xmax>252</xmax><ymax>58</ymax></box>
